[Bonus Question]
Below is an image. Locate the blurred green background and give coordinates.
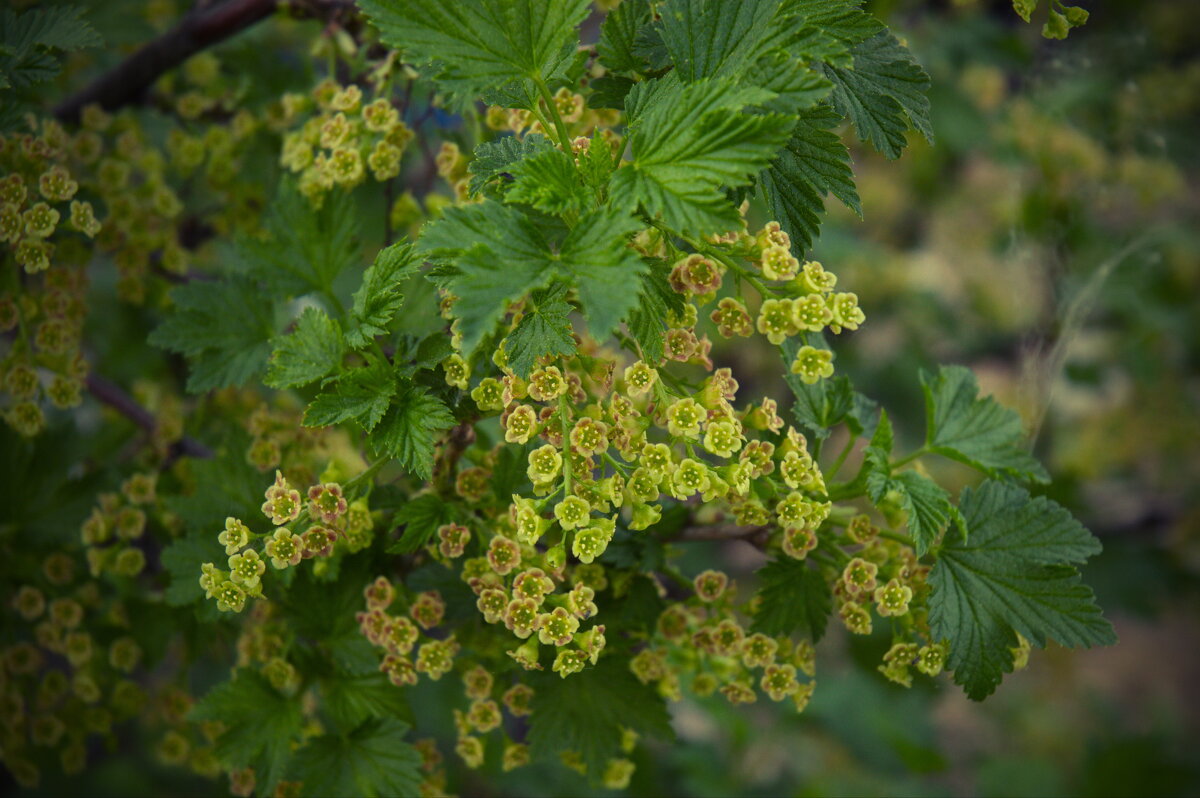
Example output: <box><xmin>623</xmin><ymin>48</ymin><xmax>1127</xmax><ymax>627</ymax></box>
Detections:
<box><xmin>8</xmin><ymin>0</ymin><xmax>1199</xmax><ymax>796</ymax></box>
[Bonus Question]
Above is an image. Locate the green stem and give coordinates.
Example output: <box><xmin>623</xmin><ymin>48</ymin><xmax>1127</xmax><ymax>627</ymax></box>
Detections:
<box><xmin>878</xmin><ymin>529</ymin><xmax>915</xmax><ymax>548</ymax></box>
<box><xmin>534</xmin><ymin>76</ymin><xmax>571</xmax><ymax>149</ymax></box>
<box><xmin>346</xmin><ymin>457</ymin><xmax>388</xmax><ymax>494</ymax></box>
<box><xmin>602</xmin><ymin>451</ymin><xmax>629</xmax><ymax>476</ymax></box>
<box><xmin>827</xmin><ymin>435</ymin><xmax>856</xmax><ymax>479</ymax></box>
<box><xmin>323</xmin><ymin>287</ymin><xmax>347</xmax><ymax>319</ymax></box>
<box><xmin>558</xmin><ymin>395</ymin><xmax>573</xmax><ymax>497</ymax></box>
<box><xmin>891</xmin><ymin>447</ymin><xmax>929</xmax><ymax>469</ymax></box>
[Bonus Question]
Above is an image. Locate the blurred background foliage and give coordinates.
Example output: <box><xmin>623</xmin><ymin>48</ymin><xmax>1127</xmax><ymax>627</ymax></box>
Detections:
<box><xmin>5</xmin><ymin>0</ymin><xmax>1198</xmax><ymax>796</ymax></box>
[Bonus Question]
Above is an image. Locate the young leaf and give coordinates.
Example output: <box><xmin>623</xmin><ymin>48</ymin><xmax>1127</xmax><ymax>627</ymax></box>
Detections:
<box><xmin>265</xmin><ymin>308</ymin><xmax>344</xmax><ymax>389</ymax></box>
<box><xmin>823</xmin><ymin>30</ymin><xmax>933</xmax><ymax>160</ymax></box>
<box><xmin>148</xmin><ymin>275</ymin><xmax>276</xmax><ymax>393</ymax></box>
<box><xmin>237</xmin><ymin>183</ymin><xmax>359</xmax><ymax>298</ymax></box>
<box><xmin>560</xmin><ymin>206</ymin><xmax>647</xmax><ymax>342</ymax></box>
<box><xmin>921</xmin><ymin>365</ymin><xmax>1050</xmax><ymax>483</ymax></box>
<box><xmin>303</xmin><ymin>356</ymin><xmax>396</xmax><ymax>431</ymax></box>
<box><xmin>929</xmin><ymin>480</ymin><xmax>1116</xmax><ymax>700</ymax></box>
<box><xmin>866</xmin><ymin>466</ymin><xmax>959</xmax><ymax>556</ymax></box>
<box><xmin>609</xmin><ymin>76</ymin><xmax>796</xmax><ymax>235</ymax></box>
<box><xmin>794</xmin><ymin>0</ymin><xmax>885</xmax><ymax>50</ymax></box>
<box><xmin>781</xmin><ymin>337</ymin><xmax>861</xmax><ymax>440</ymax></box>
<box><xmin>190</xmin><ymin>670</ymin><xmax>303</xmax><ymax>794</ymax></box>
<box><xmin>468</xmin><ymin>132</ymin><xmax>554</xmax><ymax>196</ymax></box>
<box><xmin>420</xmin><ymin>201</ymin><xmax>560</xmax><ymax>355</ymax></box>
<box><xmin>347</xmin><ymin>241</ymin><xmax>421</xmax><ymax>348</ymax></box>
<box><xmin>759</xmin><ymin>104</ymin><xmax>862</xmax><ymax>254</ymax></box>
<box><xmin>597</xmin><ymin>0</ymin><xmax>651</xmax><ymax>75</ymax></box>
<box><xmin>320</xmin><ymin>669</ymin><xmax>412</xmax><ymax>733</ymax></box>
<box><xmin>750</xmin><ymin>557</ymin><xmax>833</xmax><ymax>642</ymax></box>
<box><xmin>357</xmin><ymin>0</ymin><xmax>590</xmax><ymax>104</ymax></box>
<box><xmin>528</xmin><ymin>655</ymin><xmax>674</xmax><ymax>775</ymax></box>
<box><xmin>0</xmin><ymin>5</ymin><xmax>102</xmax><ymax>92</ymax></box>
<box><xmin>387</xmin><ymin>492</ymin><xmax>456</xmax><ymax>554</ymax></box>
<box><xmin>369</xmin><ymin>383</ymin><xmax>455</xmax><ymax>480</ymax></box>
<box><xmin>626</xmin><ymin>265</ymin><xmax>684</xmax><ymax>364</ymax></box>
<box><xmin>504</xmin><ymin>283</ymin><xmax>577</xmax><ymax>379</ymax></box>
<box><xmin>288</xmin><ymin>718</ymin><xmax>422</xmax><ymax>798</ymax></box>
<box><xmin>160</xmin><ymin>532</ymin><xmax>225</xmax><ymax>607</ymax></box>
<box><xmin>505</xmin><ymin>146</ymin><xmax>591</xmax><ymax>216</ymax></box>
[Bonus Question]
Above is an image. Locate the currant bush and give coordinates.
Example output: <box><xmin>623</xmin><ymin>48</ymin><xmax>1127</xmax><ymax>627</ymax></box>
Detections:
<box><xmin>0</xmin><ymin>0</ymin><xmax>1156</xmax><ymax>795</ymax></box>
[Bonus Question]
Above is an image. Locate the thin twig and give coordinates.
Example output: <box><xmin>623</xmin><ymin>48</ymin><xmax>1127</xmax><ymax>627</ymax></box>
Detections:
<box><xmin>85</xmin><ymin>373</ymin><xmax>214</xmax><ymax>460</ymax></box>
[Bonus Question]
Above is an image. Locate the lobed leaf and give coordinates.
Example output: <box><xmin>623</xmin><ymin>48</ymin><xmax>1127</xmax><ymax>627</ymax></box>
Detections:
<box><xmin>929</xmin><ymin>481</ymin><xmax>1115</xmax><ymax>700</ymax></box>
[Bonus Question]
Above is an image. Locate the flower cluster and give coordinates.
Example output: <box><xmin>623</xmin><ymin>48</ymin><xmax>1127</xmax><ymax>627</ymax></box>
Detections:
<box><xmin>198</xmin><ymin>470</ymin><xmax>370</xmax><ymax>613</ymax></box>
<box><xmin>277</xmin><ymin>78</ymin><xmax>414</xmax><ymax>205</ymax></box>
<box><xmin>78</xmin><ymin>472</ymin><xmax>159</xmax><ymax>579</ymax></box>
<box><xmin>0</xmin><ymin>551</ymin><xmax>161</xmax><ymax>789</ymax></box>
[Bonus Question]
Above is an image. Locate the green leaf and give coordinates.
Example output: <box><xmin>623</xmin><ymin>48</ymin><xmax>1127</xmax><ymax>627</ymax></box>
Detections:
<box><xmin>921</xmin><ymin>365</ymin><xmax>1050</xmax><ymax>483</ymax></box>
<box><xmin>781</xmin><ymin>338</ymin><xmax>855</xmax><ymax>440</ymax></box>
<box><xmin>823</xmin><ymin>30</ymin><xmax>933</xmax><ymax>160</ymax></box>
<box><xmin>303</xmin><ymin>357</ymin><xmax>396</xmax><ymax>431</ymax></box>
<box><xmin>238</xmin><ymin>183</ymin><xmax>359</xmax><ymax>298</ymax></box>
<box><xmin>160</xmin><ymin>532</ymin><xmax>225</xmax><ymax>607</ymax></box>
<box><xmin>528</xmin><ymin>655</ymin><xmax>674</xmax><ymax>775</ymax></box>
<box><xmin>420</xmin><ymin>201</ymin><xmax>559</xmax><ymax>355</ymax></box>
<box><xmin>421</xmin><ymin>201</ymin><xmax>647</xmax><ymax>352</ymax></box>
<box><xmin>561</xmin><ymin>206</ymin><xmax>648</xmax><ymax>342</ymax></box>
<box><xmin>597</xmin><ymin>0</ymin><xmax>652</xmax><ymax>75</ymax></box>
<box><xmin>657</xmin><ymin>0</ymin><xmax>791</xmax><ymax>82</ymax></box>
<box><xmin>759</xmin><ymin>104</ymin><xmax>861</xmax><ymax>254</ymax></box>
<box><xmin>866</xmin><ymin>465</ymin><xmax>959</xmax><ymax>556</ymax></box>
<box><xmin>505</xmin><ymin>283</ymin><xmax>577</xmax><ymax>379</ymax></box>
<box><xmin>369</xmin><ymin>384</ymin><xmax>454</xmax><ymax>480</ymax></box>
<box><xmin>347</xmin><ymin>242</ymin><xmax>422</xmax><ymax>348</ymax></box>
<box><xmin>265</xmin><ymin>308</ymin><xmax>344</xmax><ymax>389</ymax></box>
<box><xmin>289</xmin><ymin>718</ymin><xmax>422</xmax><ymax>798</ymax></box>
<box><xmin>468</xmin><ymin>133</ymin><xmax>554</xmax><ymax>196</ymax></box>
<box><xmin>505</xmin><ymin>146</ymin><xmax>590</xmax><ymax>216</ymax></box>
<box><xmin>929</xmin><ymin>481</ymin><xmax>1116</xmax><ymax>701</ymax></box>
<box><xmin>750</xmin><ymin>557</ymin><xmax>833</xmax><ymax>641</ymax></box>
<box><xmin>357</xmin><ymin>0</ymin><xmax>590</xmax><ymax>105</ymax></box>
<box><xmin>387</xmin><ymin>492</ymin><xmax>456</xmax><ymax>554</ymax></box>
<box><xmin>745</xmin><ymin>51</ymin><xmax>833</xmax><ymax>114</ymax></box>
<box><xmin>609</xmin><ymin>76</ymin><xmax>796</xmax><ymax>235</ymax></box>
<box><xmin>0</xmin><ymin>5</ymin><xmax>101</xmax><ymax>92</ymax></box>
<box><xmin>148</xmin><ymin>275</ymin><xmax>276</xmax><ymax>393</ymax></box>
<box><xmin>578</xmin><ymin>130</ymin><xmax>617</xmax><ymax>190</ymax></box>
<box><xmin>793</xmin><ymin>0</ymin><xmax>885</xmax><ymax>50</ymax></box>
<box><xmin>190</xmin><ymin>670</ymin><xmax>303</xmax><ymax>794</ymax></box>
<box><xmin>321</xmin><ymin>670</ymin><xmax>411</xmax><ymax>732</ymax></box>
<box><xmin>626</xmin><ymin>265</ymin><xmax>684</xmax><ymax>364</ymax></box>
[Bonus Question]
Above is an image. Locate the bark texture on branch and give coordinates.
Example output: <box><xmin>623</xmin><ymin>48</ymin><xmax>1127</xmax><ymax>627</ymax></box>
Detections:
<box><xmin>54</xmin><ymin>0</ymin><xmax>279</xmax><ymax>123</ymax></box>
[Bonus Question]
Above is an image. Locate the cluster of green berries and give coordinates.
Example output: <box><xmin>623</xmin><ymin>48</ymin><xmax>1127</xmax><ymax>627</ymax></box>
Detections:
<box><xmin>278</xmin><ymin>78</ymin><xmax>414</xmax><ymax>205</ymax></box>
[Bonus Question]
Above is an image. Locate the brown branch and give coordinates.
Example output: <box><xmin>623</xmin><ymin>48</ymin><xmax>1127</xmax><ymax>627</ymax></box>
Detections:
<box><xmin>672</xmin><ymin>523</ymin><xmax>771</xmax><ymax>547</ymax></box>
<box><xmin>54</xmin><ymin>0</ymin><xmax>280</xmax><ymax>123</ymax></box>
<box><xmin>85</xmin><ymin>373</ymin><xmax>214</xmax><ymax>460</ymax></box>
